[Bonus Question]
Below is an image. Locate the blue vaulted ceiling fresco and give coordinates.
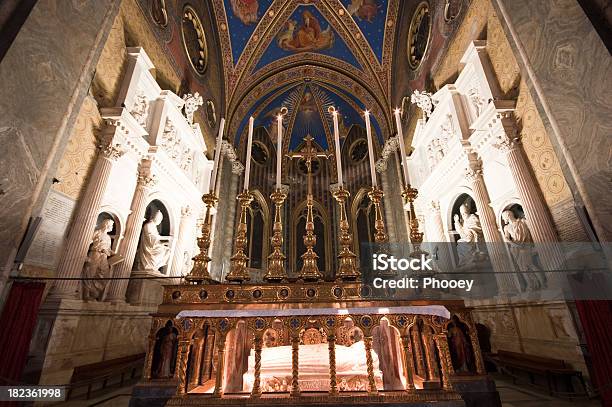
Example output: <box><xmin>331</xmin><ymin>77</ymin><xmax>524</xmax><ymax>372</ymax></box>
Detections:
<box><xmin>234</xmin><ymin>81</ymin><xmax>383</xmax><ymax>152</ymax></box>
<box><xmin>212</xmin><ymin>0</ymin><xmax>398</xmax><ymax>152</ymax></box>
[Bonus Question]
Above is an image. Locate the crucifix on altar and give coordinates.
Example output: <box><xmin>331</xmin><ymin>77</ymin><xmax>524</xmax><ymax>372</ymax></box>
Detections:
<box><xmin>287</xmin><ymin>135</ymin><xmax>331</xmax><ymax>281</ymax></box>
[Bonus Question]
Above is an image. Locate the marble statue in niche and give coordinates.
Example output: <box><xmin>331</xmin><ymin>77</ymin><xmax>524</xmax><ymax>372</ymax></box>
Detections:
<box><xmin>502</xmin><ymin>209</ymin><xmax>546</xmax><ymax>290</ymax></box>
<box><xmin>454</xmin><ymin>202</ymin><xmax>484</xmax><ymax>265</ymax></box>
<box><xmin>137</xmin><ymin>210</ymin><xmax>171</xmax><ymax>271</ymax></box>
<box><xmin>82</xmin><ymin>219</ymin><xmax>114</xmax><ymax>301</ymax></box>
<box><xmin>130</xmin><ymin>92</ymin><xmax>149</xmax><ymax>128</ymax></box>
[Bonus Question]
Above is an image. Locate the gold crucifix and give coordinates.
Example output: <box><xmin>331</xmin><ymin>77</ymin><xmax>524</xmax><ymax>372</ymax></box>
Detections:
<box><xmin>287</xmin><ymin>135</ymin><xmax>331</xmax><ymax>281</ymax></box>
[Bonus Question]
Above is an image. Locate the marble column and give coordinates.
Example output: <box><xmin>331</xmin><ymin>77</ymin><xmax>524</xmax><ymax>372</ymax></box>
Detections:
<box><xmin>168</xmin><ymin>206</ymin><xmax>194</xmax><ymax>279</ymax></box>
<box><xmin>50</xmin><ymin>140</ymin><xmax>124</xmax><ymax>299</ymax></box>
<box><xmin>426</xmin><ymin>201</ymin><xmax>454</xmax><ymax>272</ymax></box>
<box><xmin>465</xmin><ymin>162</ymin><xmax>518</xmax><ymax>294</ymax></box>
<box><xmin>105</xmin><ymin>161</ymin><xmax>155</xmax><ymax>302</ymax></box>
<box><xmin>380</xmin><ymin>169</ymin><xmax>397</xmax><ymax>242</ymax></box>
<box><xmin>495</xmin><ymin>114</ymin><xmax>563</xmax><ymax>270</ymax></box>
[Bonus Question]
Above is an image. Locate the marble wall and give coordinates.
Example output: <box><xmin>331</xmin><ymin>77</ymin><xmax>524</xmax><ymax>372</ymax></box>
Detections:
<box><xmin>492</xmin><ymin>0</ymin><xmax>612</xmax><ymax>243</ymax></box>
<box><xmin>0</xmin><ymin>0</ymin><xmax>120</xmax><ymax>293</ymax></box>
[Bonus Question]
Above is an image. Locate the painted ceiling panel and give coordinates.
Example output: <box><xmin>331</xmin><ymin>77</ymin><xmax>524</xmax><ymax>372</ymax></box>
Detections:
<box><xmin>253</xmin><ymin>5</ymin><xmax>362</xmax><ymax>71</ymax></box>
<box><xmin>224</xmin><ymin>0</ymin><xmax>274</xmax><ymax>64</ymax></box>
<box><xmin>341</xmin><ymin>0</ymin><xmax>388</xmax><ymax>63</ymax></box>
<box><xmin>235</xmin><ymin>81</ymin><xmax>383</xmax><ymax>152</ymax></box>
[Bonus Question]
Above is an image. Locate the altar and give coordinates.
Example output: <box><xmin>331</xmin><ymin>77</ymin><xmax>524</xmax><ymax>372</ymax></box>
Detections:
<box><xmin>129</xmin><ymin>280</ymin><xmax>502</xmax><ymax>407</ymax></box>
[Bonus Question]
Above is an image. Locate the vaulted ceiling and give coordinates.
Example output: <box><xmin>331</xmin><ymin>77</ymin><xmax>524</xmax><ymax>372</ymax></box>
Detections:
<box><xmin>212</xmin><ymin>0</ymin><xmax>399</xmax><ymax>151</ymax></box>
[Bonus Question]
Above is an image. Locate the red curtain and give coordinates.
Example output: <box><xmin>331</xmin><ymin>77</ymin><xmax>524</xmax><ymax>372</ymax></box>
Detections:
<box><xmin>575</xmin><ymin>300</ymin><xmax>612</xmax><ymax>407</ymax></box>
<box><xmin>0</xmin><ymin>282</ymin><xmax>45</xmax><ymax>384</ymax></box>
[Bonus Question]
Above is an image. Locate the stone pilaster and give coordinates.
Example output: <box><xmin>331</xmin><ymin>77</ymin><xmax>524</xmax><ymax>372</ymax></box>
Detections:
<box><xmin>465</xmin><ymin>162</ymin><xmax>518</xmax><ymax>294</ymax></box>
<box><xmin>50</xmin><ymin>138</ymin><xmax>124</xmax><ymax>299</ymax></box>
<box><xmin>494</xmin><ymin>113</ymin><xmax>564</xmax><ymax>270</ymax></box>
<box><xmin>105</xmin><ymin>160</ymin><xmax>156</xmax><ymax>302</ymax></box>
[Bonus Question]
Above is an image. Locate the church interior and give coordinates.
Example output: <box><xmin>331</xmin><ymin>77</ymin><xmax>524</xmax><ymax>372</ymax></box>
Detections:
<box><xmin>0</xmin><ymin>0</ymin><xmax>610</xmax><ymax>406</ymax></box>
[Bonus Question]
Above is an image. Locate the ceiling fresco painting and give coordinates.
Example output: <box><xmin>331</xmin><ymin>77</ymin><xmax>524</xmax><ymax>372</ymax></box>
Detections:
<box><xmin>212</xmin><ymin>0</ymin><xmax>401</xmax><ymax>154</ymax></box>
<box><xmin>254</xmin><ymin>5</ymin><xmax>362</xmax><ymax>71</ymax></box>
<box><xmin>341</xmin><ymin>0</ymin><xmax>389</xmax><ymax>63</ymax></box>
<box><xmin>224</xmin><ymin>0</ymin><xmax>274</xmax><ymax>63</ymax></box>
<box><xmin>234</xmin><ymin>80</ymin><xmax>383</xmax><ymax>156</ymax></box>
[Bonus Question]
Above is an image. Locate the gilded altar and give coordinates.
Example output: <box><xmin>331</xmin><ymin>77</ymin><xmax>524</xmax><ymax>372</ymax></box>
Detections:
<box><xmin>131</xmin><ymin>281</ymin><xmax>497</xmax><ymax>406</ymax></box>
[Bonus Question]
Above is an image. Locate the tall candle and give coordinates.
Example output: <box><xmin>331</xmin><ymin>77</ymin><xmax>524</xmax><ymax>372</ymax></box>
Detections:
<box><xmin>209</xmin><ymin>117</ymin><xmax>225</xmax><ymax>193</ymax></box>
<box><xmin>364</xmin><ymin>110</ymin><xmax>378</xmax><ymax>187</ymax></box>
<box><xmin>394</xmin><ymin>109</ymin><xmax>410</xmax><ymax>187</ymax></box>
<box><xmin>276</xmin><ymin>114</ymin><xmax>283</xmax><ymax>189</ymax></box>
<box><xmin>331</xmin><ymin>108</ymin><xmax>343</xmax><ymax>186</ymax></box>
<box><xmin>244</xmin><ymin>116</ymin><xmax>254</xmax><ymax>191</ymax></box>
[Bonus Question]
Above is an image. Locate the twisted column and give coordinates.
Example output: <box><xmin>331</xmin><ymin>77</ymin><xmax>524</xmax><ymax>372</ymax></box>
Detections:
<box><xmin>400</xmin><ymin>335</ymin><xmax>416</xmax><ymax>390</ymax></box>
<box><xmin>200</xmin><ymin>330</ymin><xmax>215</xmax><ymax>383</ymax></box>
<box><xmin>213</xmin><ymin>337</ymin><xmax>226</xmax><ymax>397</ymax></box>
<box><xmin>106</xmin><ymin>161</ymin><xmax>155</xmax><ymax>302</ymax></box>
<box><xmin>364</xmin><ymin>336</ymin><xmax>378</xmax><ymax>394</ymax></box>
<box><xmin>50</xmin><ymin>140</ymin><xmax>124</xmax><ymax>299</ymax></box>
<box><xmin>176</xmin><ymin>339</ymin><xmax>190</xmax><ymax>394</ymax></box>
<box><xmin>251</xmin><ymin>336</ymin><xmax>263</xmax><ymax>397</ymax></box>
<box><xmin>433</xmin><ymin>334</ymin><xmax>453</xmax><ymax>390</ymax></box>
<box><xmin>466</xmin><ymin>163</ymin><xmax>518</xmax><ymax>294</ymax></box>
<box><xmin>328</xmin><ymin>335</ymin><xmax>338</xmax><ymax>395</ymax></box>
<box><xmin>291</xmin><ymin>336</ymin><xmax>301</xmax><ymax>396</ymax></box>
<box><xmin>423</xmin><ymin>332</ymin><xmax>439</xmax><ymax>381</ymax></box>
<box><xmin>411</xmin><ymin>329</ymin><xmax>426</xmax><ymax>377</ymax></box>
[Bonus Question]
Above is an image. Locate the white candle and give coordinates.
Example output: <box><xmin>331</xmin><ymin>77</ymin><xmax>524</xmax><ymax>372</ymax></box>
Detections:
<box><xmin>244</xmin><ymin>116</ymin><xmax>254</xmax><ymax>191</ymax></box>
<box><xmin>209</xmin><ymin>117</ymin><xmax>225</xmax><ymax>193</ymax></box>
<box><xmin>276</xmin><ymin>114</ymin><xmax>283</xmax><ymax>189</ymax></box>
<box><xmin>364</xmin><ymin>110</ymin><xmax>377</xmax><ymax>187</ymax></box>
<box><xmin>331</xmin><ymin>108</ymin><xmax>343</xmax><ymax>186</ymax></box>
<box><xmin>394</xmin><ymin>109</ymin><xmax>410</xmax><ymax>187</ymax></box>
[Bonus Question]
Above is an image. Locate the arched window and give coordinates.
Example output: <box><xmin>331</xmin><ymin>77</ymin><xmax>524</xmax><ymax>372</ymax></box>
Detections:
<box><xmin>292</xmin><ymin>201</ymin><xmax>329</xmax><ymax>275</ymax></box>
<box><xmin>352</xmin><ymin>189</ymin><xmax>377</xmax><ymax>255</ymax></box>
<box><xmin>245</xmin><ymin>192</ymin><xmax>268</xmax><ymax>269</ymax></box>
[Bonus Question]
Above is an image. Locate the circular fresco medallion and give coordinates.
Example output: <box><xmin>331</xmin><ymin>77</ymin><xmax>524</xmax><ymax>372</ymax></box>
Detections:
<box><xmin>407</xmin><ymin>2</ymin><xmax>432</xmax><ymax>70</ymax></box>
<box><xmin>182</xmin><ymin>5</ymin><xmax>207</xmax><ymax>75</ymax></box>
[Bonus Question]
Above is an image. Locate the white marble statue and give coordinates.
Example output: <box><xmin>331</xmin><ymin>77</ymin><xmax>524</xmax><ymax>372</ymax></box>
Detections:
<box><xmin>454</xmin><ymin>202</ymin><xmax>484</xmax><ymax>265</ymax></box>
<box><xmin>182</xmin><ymin>92</ymin><xmax>203</xmax><ymax>125</ymax></box>
<box><xmin>502</xmin><ymin>210</ymin><xmax>546</xmax><ymax>289</ymax></box>
<box><xmin>410</xmin><ymin>90</ymin><xmax>435</xmax><ymax>119</ymax></box>
<box><xmin>137</xmin><ymin>210</ymin><xmax>171</xmax><ymax>271</ymax></box>
<box><xmin>82</xmin><ymin>219</ymin><xmax>114</xmax><ymax>301</ymax></box>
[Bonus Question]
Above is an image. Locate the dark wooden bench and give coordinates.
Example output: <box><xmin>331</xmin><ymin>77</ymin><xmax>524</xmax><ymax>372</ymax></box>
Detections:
<box><xmin>67</xmin><ymin>353</ymin><xmax>145</xmax><ymax>400</ymax></box>
<box><xmin>490</xmin><ymin>350</ymin><xmax>587</xmax><ymax>398</ymax></box>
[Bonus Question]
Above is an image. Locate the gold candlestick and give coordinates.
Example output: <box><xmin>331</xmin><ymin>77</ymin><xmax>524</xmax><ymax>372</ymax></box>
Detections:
<box><xmin>402</xmin><ymin>185</ymin><xmax>428</xmax><ymax>258</ymax></box>
<box><xmin>186</xmin><ymin>193</ymin><xmax>218</xmax><ymax>283</ymax></box>
<box><xmin>331</xmin><ymin>184</ymin><xmax>359</xmax><ymax>281</ymax></box>
<box><xmin>368</xmin><ymin>186</ymin><xmax>388</xmax><ymax>243</ymax></box>
<box><xmin>264</xmin><ymin>187</ymin><xmax>288</xmax><ymax>282</ymax></box>
<box><xmin>226</xmin><ymin>191</ymin><xmax>253</xmax><ymax>282</ymax></box>
<box><xmin>299</xmin><ymin>192</ymin><xmax>323</xmax><ymax>281</ymax></box>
